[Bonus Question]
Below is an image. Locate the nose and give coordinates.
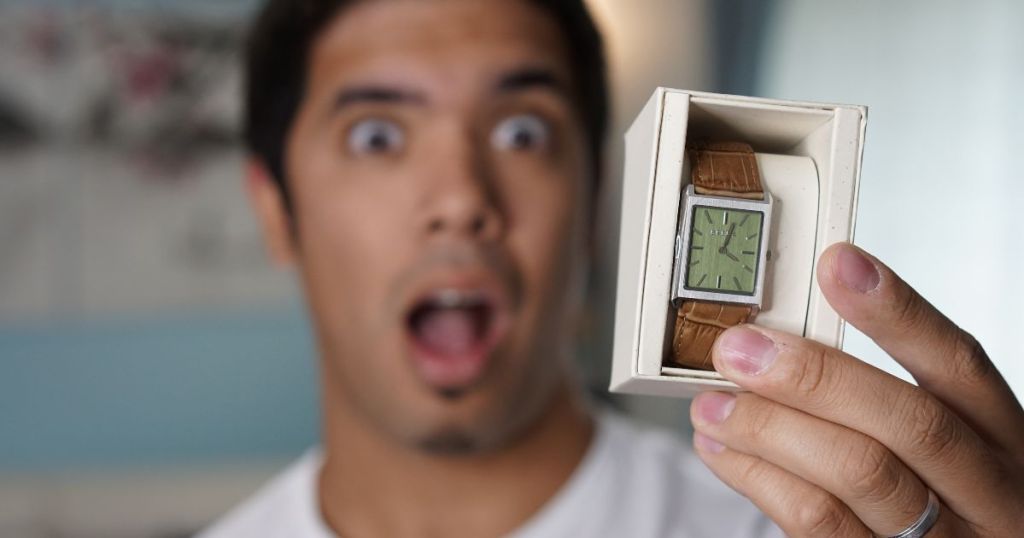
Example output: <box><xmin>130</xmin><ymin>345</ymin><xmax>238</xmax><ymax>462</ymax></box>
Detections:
<box><xmin>421</xmin><ymin>139</ymin><xmax>503</xmax><ymax>243</ymax></box>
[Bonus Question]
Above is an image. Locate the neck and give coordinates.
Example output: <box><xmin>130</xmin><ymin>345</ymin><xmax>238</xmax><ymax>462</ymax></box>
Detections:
<box><xmin>317</xmin><ymin>376</ymin><xmax>593</xmax><ymax>538</ymax></box>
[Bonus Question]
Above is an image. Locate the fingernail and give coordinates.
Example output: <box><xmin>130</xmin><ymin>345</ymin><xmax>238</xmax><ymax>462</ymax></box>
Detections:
<box><xmin>695</xmin><ymin>392</ymin><xmax>736</xmax><ymax>425</ymax></box>
<box><xmin>694</xmin><ymin>432</ymin><xmax>725</xmax><ymax>454</ymax></box>
<box><xmin>836</xmin><ymin>245</ymin><xmax>880</xmax><ymax>293</ymax></box>
<box><xmin>718</xmin><ymin>327</ymin><xmax>778</xmax><ymax>376</ymax></box>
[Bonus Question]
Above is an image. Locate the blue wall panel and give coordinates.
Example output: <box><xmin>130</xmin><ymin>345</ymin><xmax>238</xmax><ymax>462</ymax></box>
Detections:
<box><xmin>0</xmin><ymin>306</ymin><xmax>319</xmax><ymax>471</ymax></box>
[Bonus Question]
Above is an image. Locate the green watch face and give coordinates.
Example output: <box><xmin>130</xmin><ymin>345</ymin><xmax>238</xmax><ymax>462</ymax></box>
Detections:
<box><xmin>685</xmin><ymin>205</ymin><xmax>765</xmax><ymax>296</ymax></box>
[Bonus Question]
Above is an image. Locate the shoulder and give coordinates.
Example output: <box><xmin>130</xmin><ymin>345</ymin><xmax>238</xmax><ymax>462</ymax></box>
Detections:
<box><xmin>197</xmin><ymin>449</ymin><xmax>334</xmax><ymax>538</ymax></box>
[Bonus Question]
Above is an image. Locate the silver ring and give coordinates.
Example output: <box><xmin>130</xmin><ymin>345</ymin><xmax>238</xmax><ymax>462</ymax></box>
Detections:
<box><xmin>888</xmin><ymin>489</ymin><xmax>940</xmax><ymax>538</ymax></box>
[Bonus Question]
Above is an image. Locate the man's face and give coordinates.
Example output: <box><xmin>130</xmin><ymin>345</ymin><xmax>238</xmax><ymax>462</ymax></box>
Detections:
<box><xmin>278</xmin><ymin>0</ymin><xmax>590</xmax><ymax>454</ymax></box>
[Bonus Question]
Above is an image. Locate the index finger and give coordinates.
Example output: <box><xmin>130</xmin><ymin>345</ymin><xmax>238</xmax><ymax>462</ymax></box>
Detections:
<box><xmin>711</xmin><ymin>324</ymin><xmax>1007</xmax><ymax>522</ymax></box>
<box><xmin>817</xmin><ymin>242</ymin><xmax>1024</xmax><ymax>451</ymax></box>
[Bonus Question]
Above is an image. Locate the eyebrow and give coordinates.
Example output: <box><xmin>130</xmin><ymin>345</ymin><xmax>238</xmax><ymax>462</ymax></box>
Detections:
<box><xmin>496</xmin><ymin>67</ymin><xmax>568</xmax><ymax>95</ymax></box>
<box><xmin>332</xmin><ymin>86</ymin><xmax>427</xmax><ymax>111</ymax></box>
<box><xmin>329</xmin><ymin>67</ymin><xmax>566</xmax><ymax>114</ymax></box>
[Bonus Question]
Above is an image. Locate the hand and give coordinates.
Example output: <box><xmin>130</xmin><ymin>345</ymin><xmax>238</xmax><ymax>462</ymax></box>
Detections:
<box><xmin>719</xmin><ymin>223</ymin><xmax>738</xmax><ymax>251</ymax></box>
<box><xmin>721</xmin><ymin>249</ymin><xmax>741</xmax><ymax>263</ymax></box>
<box><xmin>690</xmin><ymin>242</ymin><xmax>1024</xmax><ymax>537</ymax></box>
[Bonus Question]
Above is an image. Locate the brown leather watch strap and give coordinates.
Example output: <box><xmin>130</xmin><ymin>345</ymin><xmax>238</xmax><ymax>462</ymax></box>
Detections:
<box><xmin>669</xmin><ymin>302</ymin><xmax>756</xmax><ymax>370</ymax></box>
<box><xmin>687</xmin><ymin>141</ymin><xmax>764</xmax><ymax>200</ymax></box>
<box><xmin>669</xmin><ymin>141</ymin><xmax>764</xmax><ymax>370</ymax></box>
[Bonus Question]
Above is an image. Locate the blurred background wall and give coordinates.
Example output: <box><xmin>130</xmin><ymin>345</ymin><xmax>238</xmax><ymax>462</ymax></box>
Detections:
<box><xmin>757</xmin><ymin>0</ymin><xmax>1024</xmax><ymax>392</ymax></box>
<box><xmin>0</xmin><ymin>1</ymin><xmax>1020</xmax><ymax>536</ymax></box>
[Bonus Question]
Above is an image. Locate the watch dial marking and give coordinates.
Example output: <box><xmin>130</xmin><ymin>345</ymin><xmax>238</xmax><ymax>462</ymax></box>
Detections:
<box><xmin>716</xmin><ymin>275</ymin><xmax>722</xmax><ymax>289</ymax></box>
<box><xmin>696</xmin><ymin>274</ymin><xmax>707</xmax><ymax>287</ymax></box>
<box><xmin>733</xmin><ymin>277</ymin><xmax>742</xmax><ymax>290</ymax></box>
<box><xmin>704</xmin><ymin>210</ymin><xmax>713</xmax><ymax>224</ymax></box>
<box><xmin>738</xmin><ymin>214</ymin><xmax>750</xmax><ymax>227</ymax></box>
<box><xmin>743</xmin><ymin>264</ymin><xmax>754</xmax><ymax>274</ymax></box>
<box><xmin>742</xmin><ymin>250</ymin><xmax>756</xmax><ymax>256</ymax></box>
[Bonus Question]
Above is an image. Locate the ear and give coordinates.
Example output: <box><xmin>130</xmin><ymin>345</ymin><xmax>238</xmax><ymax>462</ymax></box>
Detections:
<box><xmin>245</xmin><ymin>158</ymin><xmax>298</xmax><ymax>267</ymax></box>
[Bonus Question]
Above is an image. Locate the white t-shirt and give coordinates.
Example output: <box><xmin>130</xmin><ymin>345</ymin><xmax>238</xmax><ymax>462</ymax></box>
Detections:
<box><xmin>199</xmin><ymin>412</ymin><xmax>782</xmax><ymax>537</ymax></box>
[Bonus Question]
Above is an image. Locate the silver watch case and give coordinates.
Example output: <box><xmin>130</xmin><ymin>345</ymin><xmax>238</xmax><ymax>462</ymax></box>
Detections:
<box><xmin>671</xmin><ymin>184</ymin><xmax>774</xmax><ymax>309</ymax></box>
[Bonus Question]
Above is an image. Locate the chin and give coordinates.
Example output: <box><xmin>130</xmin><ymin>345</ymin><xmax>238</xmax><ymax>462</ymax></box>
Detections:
<box><xmin>415</xmin><ymin>428</ymin><xmax>488</xmax><ymax>456</ymax></box>
<box><xmin>400</xmin><ymin>362</ymin><xmax>561</xmax><ymax>457</ymax></box>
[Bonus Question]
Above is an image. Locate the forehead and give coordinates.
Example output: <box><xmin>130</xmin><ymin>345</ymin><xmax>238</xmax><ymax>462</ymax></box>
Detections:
<box><xmin>306</xmin><ymin>0</ymin><xmax>572</xmax><ymax>102</ymax></box>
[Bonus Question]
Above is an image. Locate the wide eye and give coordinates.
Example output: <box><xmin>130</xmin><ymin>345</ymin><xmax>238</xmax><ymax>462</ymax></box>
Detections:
<box><xmin>491</xmin><ymin>114</ymin><xmax>551</xmax><ymax>152</ymax></box>
<box><xmin>347</xmin><ymin>118</ymin><xmax>404</xmax><ymax>155</ymax></box>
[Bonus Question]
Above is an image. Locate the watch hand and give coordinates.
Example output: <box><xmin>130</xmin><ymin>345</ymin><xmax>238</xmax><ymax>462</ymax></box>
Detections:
<box><xmin>723</xmin><ymin>249</ymin><xmax>740</xmax><ymax>263</ymax></box>
<box><xmin>718</xmin><ymin>223</ymin><xmax>737</xmax><ymax>252</ymax></box>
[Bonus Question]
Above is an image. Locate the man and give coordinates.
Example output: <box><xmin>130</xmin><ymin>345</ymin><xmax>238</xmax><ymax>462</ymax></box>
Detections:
<box><xmin>202</xmin><ymin>0</ymin><xmax>1024</xmax><ymax>536</ymax></box>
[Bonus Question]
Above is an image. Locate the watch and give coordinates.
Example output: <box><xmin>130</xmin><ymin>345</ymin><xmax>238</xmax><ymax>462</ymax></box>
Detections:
<box><xmin>667</xmin><ymin>141</ymin><xmax>774</xmax><ymax>371</ymax></box>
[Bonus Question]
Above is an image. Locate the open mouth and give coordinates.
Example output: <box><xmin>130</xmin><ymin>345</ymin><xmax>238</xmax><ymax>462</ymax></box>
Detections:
<box><xmin>408</xmin><ymin>290</ymin><xmax>493</xmax><ymax>357</ymax></box>
<box><xmin>405</xmin><ymin>288</ymin><xmax>505</xmax><ymax>392</ymax></box>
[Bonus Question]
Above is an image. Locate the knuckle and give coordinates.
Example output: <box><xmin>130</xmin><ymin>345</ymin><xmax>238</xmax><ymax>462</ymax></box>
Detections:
<box><xmin>948</xmin><ymin>330</ymin><xmax>995</xmax><ymax>386</ymax></box>
<box><xmin>736</xmin><ymin>456</ymin><xmax>772</xmax><ymax>486</ymax></box>
<box><xmin>742</xmin><ymin>399</ymin><xmax>778</xmax><ymax>444</ymax></box>
<box><xmin>841</xmin><ymin>440</ymin><xmax>904</xmax><ymax>502</ymax></box>
<box><xmin>903</xmin><ymin>393</ymin><xmax>962</xmax><ymax>462</ymax></box>
<box><xmin>887</xmin><ymin>284</ymin><xmax>929</xmax><ymax>332</ymax></box>
<box><xmin>789</xmin><ymin>345</ymin><xmax>832</xmax><ymax>401</ymax></box>
<box><xmin>791</xmin><ymin>493</ymin><xmax>850</xmax><ymax>537</ymax></box>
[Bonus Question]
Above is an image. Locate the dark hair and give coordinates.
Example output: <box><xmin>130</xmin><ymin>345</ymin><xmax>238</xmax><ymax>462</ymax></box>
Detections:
<box><xmin>243</xmin><ymin>0</ymin><xmax>608</xmax><ymax>211</ymax></box>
